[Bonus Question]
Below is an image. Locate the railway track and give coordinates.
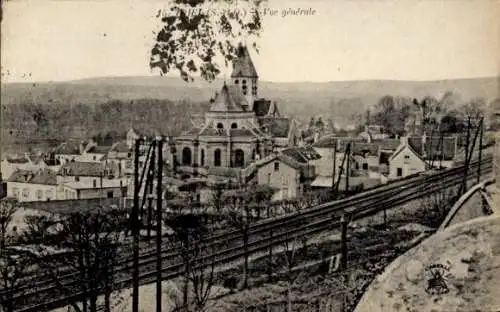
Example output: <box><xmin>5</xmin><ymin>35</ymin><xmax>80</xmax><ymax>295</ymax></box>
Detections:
<box><xmin>7</xmin><ymin>157</ymin><xmax>493</xmax><ymax>311</ymax></box>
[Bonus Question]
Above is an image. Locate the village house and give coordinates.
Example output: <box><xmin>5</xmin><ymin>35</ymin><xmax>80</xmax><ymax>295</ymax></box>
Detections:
<box><xmin>57</xmin><ymin>161</ymin><xmax>127</xmax><ymax>200</ymax></box>
<box><xmin>388</xmin><ymin>134</ymin><xmax>459</xmax><ymax>179</ymax></box>
<box><xmin>74</xmin><ymin>141</ymin><xmax>111</xmax><ymax>163</ymax></box>
<box><xmin>52</xmin><ymin>141</ymin><xmax>84</xmax><ymax>165</ymax></box>
<box><xmin>388</xmin><ymin>139</ymin><xmax>428</xmax><ymax>179</ymax></box>
<box><xmin>6</xmin><ymin>168</ymin><xmax>58</xmax><ymax>202</ymax></box>
<box><xmin>1</xmin><ymin>153</ymin><xmax>61</xmax><ymax>180</ymax></box>
<box><xmin>255</xmin><ymin>147</ymin><xmax>320</xmax><ymax>200</ymax></box>
<box><xmin>172</xmin><ymin>44</ymin><xmax>299</xmax><ymax>182</ymax></box>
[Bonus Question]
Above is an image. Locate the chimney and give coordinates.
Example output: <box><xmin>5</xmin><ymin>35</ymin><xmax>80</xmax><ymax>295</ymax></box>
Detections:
<box><xmin>495</xmin><ymin>126</ymin><xmax>500</xmax><ymax>189</ymax></box>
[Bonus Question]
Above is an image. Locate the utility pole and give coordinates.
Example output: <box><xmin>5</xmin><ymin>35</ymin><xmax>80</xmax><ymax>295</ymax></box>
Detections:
<box><xmin>146</xmin><ymin>141</ymin><xmax>156</xmax><ymax>239</ymax></box>
<box><xmin>156</xmin><ymin>137</ymin><xmax>164</xmax><ymax>312</ymax></box>
<box><xmin>345</xmin><ymin>143</ymin><xmax>351</xmax><ymax>193</ymax></box>
<box><xmin>462</xmin><ymin>117</ymin><xmax>471</xmax><ymax>195</ymax></box>
<box><xmin>132</xmin><ymin>138</ymin><xmax>142</xmax><ymax>312</ymax></box>
<box><xmin>477</xmin><ymin>117</ymin><xmax>484</xmax><ymax>184</ymax></box>
<box><xmin>331</xmin><ymin>139</ymin><xmax>337</xmax><ymax>198</ymax></box>
<box><xmin>340</xmin><ymin>214</ymin><xmax>349</xmax><ymax>312</ymax></box>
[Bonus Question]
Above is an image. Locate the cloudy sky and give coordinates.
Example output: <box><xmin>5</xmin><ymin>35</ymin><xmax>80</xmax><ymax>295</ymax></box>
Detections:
<box><xmin>1</xmin><ymin>0</ymin><xmax>499</xmax><ymax>83</ymax></box>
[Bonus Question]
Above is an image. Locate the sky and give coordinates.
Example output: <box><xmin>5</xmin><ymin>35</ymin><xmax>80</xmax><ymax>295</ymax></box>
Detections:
<box><xmin>1</xmin><ymin>0</ymin><xmax>499</xmax><ymax>83</ymax></box>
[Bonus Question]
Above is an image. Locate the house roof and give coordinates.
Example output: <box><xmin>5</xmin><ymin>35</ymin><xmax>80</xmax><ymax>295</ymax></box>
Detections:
<box><xmin>109</xmin><ymin>142</ymin><xmax>130</xmax><ymax>154</ymax></box>
<box><xmin>209</xmin><ymin>84</ymin><xmax>248</xmax><ymax>112</ymax></box>
<box><xmin>281</xmin><ymin>146</ymin><xmax>322</xmax><ymax>163</ymax></box>
<box><xmin>408</xmin><ymin>136</ymin><xmax>457</xmax><ymax>160</ymax></box>
<box><xmin>253</xmin><ymin>99</ymin><xmax>272</xmax><ymax>117</ymax></box>
<box><xmin>59</xmin><ymin>162</ymin><xmax>109</xmax><ymax>177</ymax></box>
<box><xmin>259</xmin><ymin>117</ymin><xmax>291</xmax><ymax>138</ymax></box>
<box><xmin>8</xmin><ymin>168</ymin><xmax>57</xmax><ymax>185</ymax></box>
<box><xmin>53</xmin><ymin>142</ymin><xmax>81</xmax><ymax>155</ymax></box>
<box><xmin>389</xmin><ymin>142</ymin><xmax>426</xmax><ymax>163</ymax></box>
<box><xmin>86</xmin><ymin>145</ymin><xmax>112</xmax><ymax>154</ymax></box>
<box><xmin>372</xmin><ymin>139</ymin><xmax>401</xmax><ymax>151</ymax></box>
<box><xmin>348</xmin><ymin>142</ymin><xmax>380</xmax><ymax>156</ymax></box>
<box><xmin>5</xmin><ymin>157</ymin><xmax>29</xmax><ymax>164</ymax></box>
<box><xmin>230</xmin><ymin>44</ymin><xmax>258</xmax><ymax>78</ymax></box>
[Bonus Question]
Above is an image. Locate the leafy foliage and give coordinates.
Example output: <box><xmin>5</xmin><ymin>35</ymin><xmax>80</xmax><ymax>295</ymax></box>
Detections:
<box><xmin>150</xmin><ymin>0</ymin><xmax>265</xmax><ymax>82</ymax></box>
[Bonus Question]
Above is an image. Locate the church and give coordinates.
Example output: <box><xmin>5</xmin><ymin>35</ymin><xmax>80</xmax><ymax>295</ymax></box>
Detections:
<box><xmin>171</xmin><ymin>44</ymin><xmax>299</xmax><ymax>182</ymax></box>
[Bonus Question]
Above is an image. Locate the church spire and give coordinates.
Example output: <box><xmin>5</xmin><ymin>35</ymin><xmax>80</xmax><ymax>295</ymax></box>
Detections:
<box><xmin>231</xmin><ymin>43</ymin><xmax>258</xmax><ymax>78</ymax></box>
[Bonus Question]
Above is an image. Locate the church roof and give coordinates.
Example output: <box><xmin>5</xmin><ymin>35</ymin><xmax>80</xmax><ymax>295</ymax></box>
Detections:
<box><xmin>231</xmin><ymin>44</ymin><xmax>258</xmax><ymax>78</ymax></box>
<box><xmin>209</xmin><ymin>84</ymin><xmax>249</xmax><ymax>112</ymax></box>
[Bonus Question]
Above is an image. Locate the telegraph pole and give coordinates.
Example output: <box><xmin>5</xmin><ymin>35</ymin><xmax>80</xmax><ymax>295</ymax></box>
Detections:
<box><xmin>340</xmin><ymin>214</ymin><xmax>348</xmax><ymax>312</ymax></box>
<box><xmin>146</xmin><ymin>141</ymin><xmax>156</xmax><ymax>239</ymax></box>
<box><xmin>156</xmin><ymin>137</ymin><xmax>164</xmax><ymax>312</ymax></box>
<box><xmin>462</xmin><ymin>117</ymin><xmax>471</xmax><ymax>195</ymax></box>
<box><xmin>331</xmin><ymin>139</ymin><xmax>337</xmax><ymax>198</ymax></box>
<box><xmin>345</xmin><ymin>143</ymin><xmax>351</xmax><ymax>193</ymax></box>
<box><xmin>477</xmin><ymin>117</ymin><xmax>484</xmax><ymax>184</ymax></box>
<box><xmin>132</xmin><ymin>138</ymin><xmax>142</xmax><ymax>312</ymax></box>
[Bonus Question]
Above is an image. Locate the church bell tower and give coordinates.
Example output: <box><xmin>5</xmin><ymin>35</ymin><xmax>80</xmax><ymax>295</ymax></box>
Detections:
<box><xmin>231</xmin><ymin>44</ymin><xmax>259</xmax><ymax>110</ymax></box>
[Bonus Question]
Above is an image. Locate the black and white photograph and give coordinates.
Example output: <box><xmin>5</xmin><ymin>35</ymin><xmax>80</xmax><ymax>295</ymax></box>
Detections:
<box><xmin>1</xmin><ymin>0</ymin><xmax>499</xmax><ymax>311</ymax></box>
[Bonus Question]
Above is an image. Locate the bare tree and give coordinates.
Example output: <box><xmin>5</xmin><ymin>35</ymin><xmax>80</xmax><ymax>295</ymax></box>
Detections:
<box><xmin>29</xmin><ymin>207</ymin><xmax>127</xmax><ymax>312</ymax></box>
<box><xmin>164</xmin><ymin>212</ymin><xmax>209</xmax><ymax>312</ymax></box>
<box><xmin>188</xmin><ymin>227</ymin><xmax>217</xmax><ymax>312</ymax></box>
<box><xmin>223</xmin><ymin>184</ymin><xmax>274</xmax><ymax>290</ymax></box>
<box><xmin>0</xmin><ymin>199</ymin><xmax>32</xmax><ymax>312</ymax></box>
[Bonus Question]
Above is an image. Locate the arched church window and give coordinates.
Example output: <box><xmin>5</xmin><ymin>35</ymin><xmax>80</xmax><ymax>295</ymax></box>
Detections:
<box><xmin>182</xmin><ymin>147</ymin><xmax>192</xmax><ymax>165</ymax></box>
<box><xmin>214</xmin><ymin>149</ymin><xmax>221</xmax><ymax>167</ymax></box>
<box><xmin>235</xmin><ymin>80</ymin><xmax>239</xmax><ymax>84</ymax></box>
<box><xmin>200</xmin><ymin>149</ymin><xmax>205</xmax><ymax>166</ymax></box>
<box><xmin>242</xmin><ymin>79</ymin><xmax>247</xmax><ymax>85</ymax></box>
<box><xmin>217</xmin><ymin>123</ymin><xmax>224</xmax><ymax>129</ymax></box>
<box><xmin>231</xmin><ymin>123</ymin><xmax>237</xmax><ymax>129</ymax></box>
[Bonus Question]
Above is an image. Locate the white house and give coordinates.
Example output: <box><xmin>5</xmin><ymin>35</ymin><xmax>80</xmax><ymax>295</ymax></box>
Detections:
<box><xmin>388</xmin><ymin>140</ymin><xmax>428</xmax><ymax>179</ymax></box>
<box><xmin>6</xmin><ymin>168</ymin><xmax>58</xmax><ymax>202</ymax></box>
<box><xmin>57</xmin><ymin>161</ymin><xmax>128</xmax><ymax>200</ymax></box>
<box><xmin>52</xmin><ymin>141</ymin><xmax>84</xmax><ymax>165</ymax></box>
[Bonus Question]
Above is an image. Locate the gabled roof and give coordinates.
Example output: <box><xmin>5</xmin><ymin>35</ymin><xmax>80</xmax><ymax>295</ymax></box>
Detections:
<box><xmin>253</xmin><ymin>99</ymin><xmax>272</xmax><ymax>117</ymax></box>
<box><xmin>230</xmin><ymin>44</ymin><xmax>258</xmax><ymax>78</ymax></box>
<box><xmin>372</xmin><ymin>139</ymin><xmax>401</xmax><ymax>151</ymax></box>
<box><xmin>86</xmin><ymin>145</ymin><xmax>112</xmax><ymax>154</ymax></box>
<box><xmin>8</xmin><ymin>168</ymin><xmax>57</xmax><ymax>185</ymax></box>
<box><xmin>53</xmin><ymin>142</ymin><xmax>81</xmax><ymax>155</ymax></box>
<box><xmin>109</xmin><ymin>142</ymin><xmax>130</xmax><ymax>154</ymax></box>
<box><xmin>389</xmin><ymin>142</ymin><xmax>426</xmax><ymax>163</ymax></box>
<box><xmin>209</xmin><ymin>84</ymin><xmax>248</xmax><ymax>112</ymax></box>
<box><xmin>59</xmin><ymin>162</ymin><xmax>109</xmax><ymax>177</ymax></box>
<box><xmin>349</xmin><ymin>142</ymin><xmax>380</xmax><ymax>156</ymax></box>
<box><xmin>281</xmin><ymin>147</ymin><xmax>322</xmax><ymax>163</ymax></box>
<box><xmin>408</xmin><ymin>136</ymin><xmax>458</xmax><ymax>160</ymax></box>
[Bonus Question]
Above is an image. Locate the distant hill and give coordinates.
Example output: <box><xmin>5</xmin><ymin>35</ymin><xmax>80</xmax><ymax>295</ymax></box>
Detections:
<box><xmin>2</xmin><ymin>76</ymin><xmax>499</xmax><ymax>127</ymax></box>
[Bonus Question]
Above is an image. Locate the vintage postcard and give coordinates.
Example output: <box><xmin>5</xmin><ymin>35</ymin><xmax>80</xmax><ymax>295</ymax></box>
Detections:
<box><xmin>1</xmin><ymin>0</ymin><xmax>499</xmax><ymax>311</ymax></box>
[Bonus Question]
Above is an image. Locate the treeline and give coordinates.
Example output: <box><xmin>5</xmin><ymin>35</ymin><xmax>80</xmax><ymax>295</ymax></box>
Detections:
<box><xmin>367</xmin><ymin>92</ymin><xmax>500</xmax><ymax>136</ymax></box>
<box><xmin>2</xmin><ymin>99</ymin><xmax>209</xmax><ymax>145</ymax></box>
